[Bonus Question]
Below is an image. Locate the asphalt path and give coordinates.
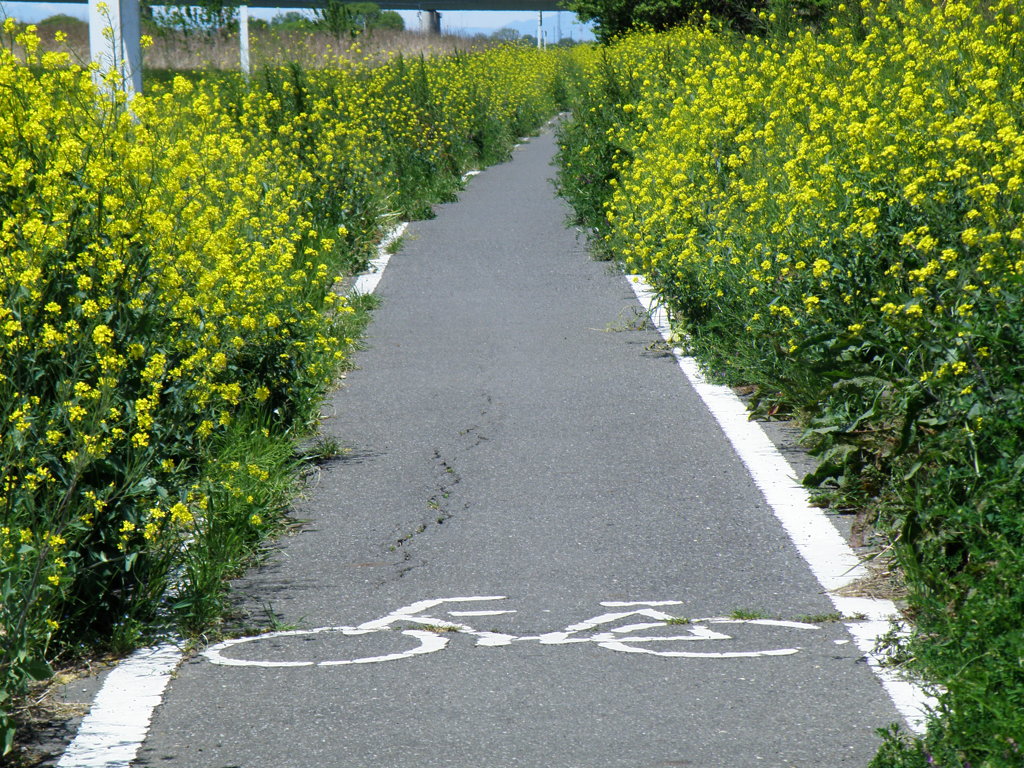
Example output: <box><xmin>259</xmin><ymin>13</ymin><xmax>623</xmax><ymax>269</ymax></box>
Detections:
<box><xmin>135</xmin><ymin>124</ymin><xmax>902</xmax><ymax>767</ymax></box>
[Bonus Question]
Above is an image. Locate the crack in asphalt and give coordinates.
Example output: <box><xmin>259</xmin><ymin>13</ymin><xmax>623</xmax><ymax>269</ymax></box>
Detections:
<box><xmin>391</xmin><ymin>448</ymin><xmax>465</xmax><ymax>579</ymax></box>
<box><xmin>381</xmin><ymin>393</ymin><xmax>497</xmax><ymax>582</ymax></box>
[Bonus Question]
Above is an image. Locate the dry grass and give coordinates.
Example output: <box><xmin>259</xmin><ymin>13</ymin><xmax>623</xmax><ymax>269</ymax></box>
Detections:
<box><xmin>5</xmin><ymin>15</ymin><xmax>499</xmax><ymax>71</ymax></box>
<box><xmin>832</xmin><ymin>551</ymin><xmax>908</xmax><ymax>603</ymax></box>
<box><xmin>145</xmin><ymin>26</ymin><xmax>493</xmax><ymax>70</ymax></box>
<box><xmin>5</xmin><ymin>660</ymin><xmax>114</xmax><ymax>768</ymax></box>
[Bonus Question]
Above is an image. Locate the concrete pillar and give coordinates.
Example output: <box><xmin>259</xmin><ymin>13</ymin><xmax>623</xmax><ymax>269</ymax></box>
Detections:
<box><xmin>89</xmin><ymin>0</ymin><xmax>142</xmax><ymax>97</ymax></box>
<box><xmin>420</xmin><ymin>9</ymin><xmax>441</xmax><ymax>35</ymax></box>
<box><xmin>239</xmin><ymin>5</ymin><xmax>250</xmax><ymax>79</ymax></box>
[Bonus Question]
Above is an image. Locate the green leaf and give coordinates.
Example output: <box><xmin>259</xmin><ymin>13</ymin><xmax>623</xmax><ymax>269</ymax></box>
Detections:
<box><xmin>130</xmin><ymin>476</ymin><xmax>158</xmax><ymax>495</ymax></box>
<box><xmin>807</xmin><ymin>424</ymin><xmax>841</xmax><ymax>435</ymax></box>
<box><xmin>903</xmin><ymin>460</ymin><xmax>925</xmax><ymax>481</ymax></box>
<box><xmin>22</xmin><ymin>657</ymin><xmax>54</xmax><ymax>681</ymax></box>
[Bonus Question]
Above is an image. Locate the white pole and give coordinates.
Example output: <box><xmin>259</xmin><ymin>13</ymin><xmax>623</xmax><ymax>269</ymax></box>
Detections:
<box><xmin>89</xmin><ymin>0</ymin><xmax>142</xmax><ymax>97</ymax></box>
<box><xmin>537</xmin><ymin>10</ymin><xmax>542</xmax><ymax>49</ymax></box>
<box><xmin>239</xmin><ymin>5</ymin><xmax>250</xmax><ymax>78</ymax></box>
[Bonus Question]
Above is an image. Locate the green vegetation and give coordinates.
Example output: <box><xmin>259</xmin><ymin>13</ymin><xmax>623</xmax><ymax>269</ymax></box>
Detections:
<box><xmin>1</xmin><ymin>21</ymin><xmax>563</xmax><ymax>753</ymax></box>
<box><xmin>15</xmin><ymin>0</ymin><xmax>1024</xmax><ymax>762</ymax></box>
<box><xmin>555</xmin><ymin>1</ymin><xmax>1024</xmax><ymax>764</ymax></box>
<box><xmin>150</xmin><ymin>0</ymin><xmax>402</xmax><ymax>37</ymax></box>
<box><xmin>313</xmin><ymin>1</ymin><xmax>404</xmax><ymax>38</ymax></box>
<box><xmin>562</xmin><ymin>0</ymin><xmax>839</xmax><ymax>42</ymax></box>
<box><xmin>728</xmin><ymin>610</ymin><xmax>771</xmax><ymax>621</ymax></box>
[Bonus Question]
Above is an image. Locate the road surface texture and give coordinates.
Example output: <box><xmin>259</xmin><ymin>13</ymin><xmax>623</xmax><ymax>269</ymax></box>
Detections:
<box><xmin>135</xmin><ymin>125</ymin><xmax>901</xmax><ymax>768</ymax></box>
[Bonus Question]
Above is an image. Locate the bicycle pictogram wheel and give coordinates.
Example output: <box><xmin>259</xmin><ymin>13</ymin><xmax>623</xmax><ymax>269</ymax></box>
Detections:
<box><xmin>204</xmin><ymin>626</ymin><xmax>450</xmax><ymax>667</ymax></box>
<box><xmin>592</xmin><ymin>617</ymin><xmax>821</xmax><ymax>658</ymax></box>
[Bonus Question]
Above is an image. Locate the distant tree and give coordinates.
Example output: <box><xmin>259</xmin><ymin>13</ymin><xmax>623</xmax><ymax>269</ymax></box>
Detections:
<box><xmin>520</xmin><ymin>33</ymin><xmax>537</xmax><ymax>46</ymax></box>
<box><xmin>157</xmin><ymin>0</ymin><xmax>238</xmax><ymax>36</ymax></box>
<box><xmin>490</xmin><ymin>27</ymin><xmax>520</xmax><ymax>41</ymax></box>
<box><xmin>376</xmin><ymin>10</ymin><xmax>405</xmax><ymax>30</ymax></box>
<box><xmin>315</xmin><ymin>1</ymin><xmax>400</xmax><ymax>38</ymax></box>
<box><xmin>36</xmin><ymin>13</ymin><xmax>89</xmax><ymax>38</ymax></box>
<box><xmin>315</xmin><ymin>0</ymin><xmax>352</xmax><ymax>39</ymax></box>
<box><xmin>271</xmin><ymin>11</ymin><xmax>316</xmax><ymax>30</ymax></box>
<box><xmin>563</xmin><ymin>0</ymin><xmax>766</xmax><ymax>41</ymax></box>
<box><xmin>347</xmin><ymin>3</ymin><xmax>383</xmax><ymax>31</ymax></box>
<box><xmin>38</xmin><ymin>13</ymin><xmax>87</xmax><ymax>27</ymax></box>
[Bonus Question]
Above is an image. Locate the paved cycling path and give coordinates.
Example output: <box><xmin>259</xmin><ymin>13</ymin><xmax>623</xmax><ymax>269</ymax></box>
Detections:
<box><xmin>135</xmin><ymin>126</ymin><xmax>903</xmax><ymax>767</ymax></box>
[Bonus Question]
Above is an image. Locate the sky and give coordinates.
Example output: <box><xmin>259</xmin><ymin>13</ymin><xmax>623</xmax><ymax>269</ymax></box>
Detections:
<box><xmin>2</xmin><ymin>1</ymin><xmax>593</xmax><ymax>39</ymax></box>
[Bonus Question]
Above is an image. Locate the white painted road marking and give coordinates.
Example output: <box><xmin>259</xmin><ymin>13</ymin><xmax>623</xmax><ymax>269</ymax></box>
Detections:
<box><xmin>56</xmin><ymin>643</ymin><xmax>182</xmax><ymax>768</ymax></box>
<box><xmin>350</xmin><ymin>223</ymin><xmax>408</xmax><ymax>296</ymax></box>
<box><xmin>202</xmin><ymin>627</ymin><xmax>450</xmax><ymax>668</ymax></box>
<box><xmin>202</xmin><ymin>597</ymin><xmax>824</xmax><ymax>666</ymax></box>
<box><xmin>628</xmin><ymin>274</ymin><xmax>937</xmax><ymax>733</ymax></box>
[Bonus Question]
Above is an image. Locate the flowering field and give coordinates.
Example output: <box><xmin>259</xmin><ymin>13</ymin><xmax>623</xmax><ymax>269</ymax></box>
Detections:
<box><xmin>1</xmin><ymin>23</ymin><xmax>560</xmax><ymax>753</ymax></box>
<box><xmin>556</xmin><ymin>2</ymin><xmax>1024</xmax><ymax>764</ymax></box>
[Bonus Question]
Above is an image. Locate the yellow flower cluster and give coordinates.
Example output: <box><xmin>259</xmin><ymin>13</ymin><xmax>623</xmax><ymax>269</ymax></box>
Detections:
<box><xmin>587</xmin><ymin>0</ymin><xmax>1021</xmax><ymax>421</ymax></box>
<box><xmin>558</xmin><ymin>9</ymin><xmax>1024</xmax><ymax>758</ymax></box>
<box><xmin>1</xmin><ymin>28</ymin><xmax>560</xmax><ymax>738</ymax></box>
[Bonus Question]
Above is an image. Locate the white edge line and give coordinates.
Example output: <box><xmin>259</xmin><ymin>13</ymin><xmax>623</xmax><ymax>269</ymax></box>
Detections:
<box><xmin>58</xmin><ymin>221</ymin><xmax>412</xmax><ymax>767</ymax></box>
<box><xmin>626</xmin><ymin>274</ymin><xmax>937</xmax><ymax>734</ymax></box>
<box><xmin>350</xmin><ymin>222</ymin><xmax>408</xmax><ymax>296</ymax></box>
<box><xmin>56</xmin><ymin>643</ymin><xmax>182</xmax><ymax>768</ymax></box>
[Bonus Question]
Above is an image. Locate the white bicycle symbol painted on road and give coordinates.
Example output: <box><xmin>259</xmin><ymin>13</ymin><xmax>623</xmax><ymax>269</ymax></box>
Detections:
<box><xmin>204</xmin><ymin>597</ymin><xmax>825</xmax><ymax>668</ymax></box>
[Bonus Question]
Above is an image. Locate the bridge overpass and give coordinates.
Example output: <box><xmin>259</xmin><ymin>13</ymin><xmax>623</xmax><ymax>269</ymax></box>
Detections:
<box><xmin>223</xmin><ymin>0</ymin><xmax>563</xmax><ymax>10</ymax></box>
